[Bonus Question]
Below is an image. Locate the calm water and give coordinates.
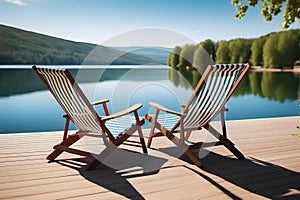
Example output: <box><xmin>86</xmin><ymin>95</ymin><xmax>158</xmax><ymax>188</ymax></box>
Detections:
<box><xmin>0</xmin><ymin>65</ymin><xmax>299</xmax><ymax>133</ymax></box>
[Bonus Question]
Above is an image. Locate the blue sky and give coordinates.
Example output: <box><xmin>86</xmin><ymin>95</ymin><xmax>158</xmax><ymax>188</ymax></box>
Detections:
<box><xmin>0</xmin><ymin>0</ymin><xmax>299</xmax><ymax>47</ymax></box>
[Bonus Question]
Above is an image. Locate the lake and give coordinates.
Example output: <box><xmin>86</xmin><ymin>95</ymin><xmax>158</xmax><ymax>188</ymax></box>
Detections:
<box><xmin>0</xmin><ymin>65</ymin><xmax>299</xmax><ymax>134</ymax></box>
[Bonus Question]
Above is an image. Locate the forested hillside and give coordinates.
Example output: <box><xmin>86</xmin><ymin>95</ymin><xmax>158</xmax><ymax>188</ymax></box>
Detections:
<box><xmin>168</xmin><ymin>29</ymin><xmax>300</xmax><ymax>69</ymax></box>
<box><xmin>0</xmin><ymin>25</ymin><xmax>161</xmax><ymax>65</ymax></box>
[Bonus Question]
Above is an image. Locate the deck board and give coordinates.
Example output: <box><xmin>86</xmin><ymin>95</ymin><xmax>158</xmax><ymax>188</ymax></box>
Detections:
<box><xmin>0</xmin><ymin>116</ymin><xmax>300</xmax><ymax>199</ymax></box>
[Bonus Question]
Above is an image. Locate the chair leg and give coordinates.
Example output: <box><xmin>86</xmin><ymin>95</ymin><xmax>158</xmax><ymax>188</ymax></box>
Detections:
<box><xmin>147</xmin><ymin>133</ymin><xmax>154</xmax><ymax>148</ymax></box>
<box><xmin>185</xmin><ymin>130</ymin><xmax>192</xmax><ymax>141</ymax></box>
<box><xmin>145</xmin><ymin>113</ymin><xmax>158</xmax><ymax>148</ymax></box>
<box><xmin>220</xmin><ymin>108</ymin><xmax>228</xmax><ymax>139</ymax></box>
<box><xmin>46</xmin><ymin>134</ymin><xmax>80</xmax><ymax>161</ymax></box>
<box><xmin>137</xmin><ymin>126</ymin><xmax>148</xmax><ymax>153</ymax></box>
<box><xmin>204</xmin><ymin>124</ymin><xmax>244</xmax><ymax>160</ymax></box>
<box><xmin>224</xmin><ymin>143</ymin><xmax>245</xmax><ymax>159</ymax></box>
<box><xmin>184</xmin><ymin>147</ymin><xmax>203</xmax><ymax>167</ymax></box>
<box><xmin>167</xmin><ymin>129</ymin><xmax>202</xmax><ymax>167</ymax></box>
<box><xmin>146</xmin><ymin>114</ymin><xmax>202</xmax><ymax>167</ymax></box>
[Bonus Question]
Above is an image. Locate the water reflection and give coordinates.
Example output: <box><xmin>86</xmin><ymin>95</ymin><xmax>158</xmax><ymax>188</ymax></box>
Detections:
<box><xmin>0</xmin><ymin>66</ymin><xmax>298</xmax><ymax>133</ymax></box>
<box><xmin>0</xmin><ymin>67</ymin><xmax>299</xmax><ymax>102</ymax></box>
<box><xmin>0</xmin><ymin>69</ymin><xmax>44</xmax><ymax>97</ymax></box>
<box><xmin>167</xmin><ymin>68</ymin><xmax>299</xmax><ymax>103</ymax></box>
<box><xmin>0</xmin><ymin>68</ymin><xmax>130</xmax><ymax>97</ymax></box>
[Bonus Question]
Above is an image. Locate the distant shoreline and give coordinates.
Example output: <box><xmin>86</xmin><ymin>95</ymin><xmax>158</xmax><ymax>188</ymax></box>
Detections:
<box><xmin>250</xmin><ymin>66</ymin><xmax>300</xmax><ymax>73</ymax></box>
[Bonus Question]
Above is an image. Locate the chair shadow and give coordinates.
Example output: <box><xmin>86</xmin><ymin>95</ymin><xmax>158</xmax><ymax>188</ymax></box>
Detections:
<box><xmin>55</xmin><ymin>148</ymin><xmax>167</xmax><ymax>200</ymax></box>
<box><xmin>159</xmin><ymin>147</ymin><xmax>300</xmax><ymax>199</ymax></box>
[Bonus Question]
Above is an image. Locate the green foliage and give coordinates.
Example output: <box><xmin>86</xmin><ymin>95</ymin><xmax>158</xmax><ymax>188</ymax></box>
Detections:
<box><xmin>169</xmin><ymin>29</ymin><xmax>300</xmax><ymax>69</ymax></box>
<box><xmin>168</xmin><ymin>46</ymin><xmax>181</xmax><ymax>68</ymax></box>
<box><xmin>232</xmin><ymin>0</ymin><xmax>300</xmax><ymax>29</ymax></box>
<box><xmin>228</xmin><ymin>38</ymin><xmax>252</xmax><ymax>63</ymax></box>
<box><xmin>0</xmin><ymin>25</ymin><xmax>96</xmax><ymax>65</ymax></box>
<box><xmin>199</xmin><ymin>39</ymin><xmax>216</xmax><ymax>61</ymax></box>
<box><xmin>250</xmin><ymin>36</ymin><xmax>267</xmax><ymax>66</ymax></box>
<box><xmin>215</xmin><ymin>41</ymin><xmax>231</xmax><ymax>64</ymax></box>
<box><xmin>216</xmin><ymin>38</ymin><xmax>252</xmax><ymax>64</ymax></box>
<box><xmin>0</xmin><ymin>25</ymin><xmax>160</xmax><ymax>65</ymax></box>
<box><xmin>263</xmin><ymin>30</ymin><xmax>300</xmax><ymax>68</ymax></box>
<box><xmin>193</xmin><ymin>45</ymin><xmax>213</xmax><ymax>73</ymax></box>
<box><xmin>263</xmin><ymin>34</ymin><xmax>281</xmax><ymax>68</ymax></box>
<box><xmin>177</xmin><ymin>44</ymin><xmax>196</xmax><ymax>69</ymax></box>
<box><xmin>277</xmin><ymin>30</ymin><xmax>300</xmax><ymax>67</ymax></box>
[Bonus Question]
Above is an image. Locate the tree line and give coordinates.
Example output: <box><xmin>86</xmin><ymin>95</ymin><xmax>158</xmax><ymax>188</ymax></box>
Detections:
<box><xmin>168</xmin><ymin>29</ymin><xmax>300</xmax><ymax>69</ymax></box>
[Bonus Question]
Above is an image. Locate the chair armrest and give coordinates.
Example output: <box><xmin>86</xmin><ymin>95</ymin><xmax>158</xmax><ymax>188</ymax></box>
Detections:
<box><xmin>101</xmin><ymin>104</ymin><xmax>143</xmax><ymax>121</ymax></box>
<box><xmin>92</xmin><ymin>99</ymin><xmax>110</xmax><ymax>116</ymax></box>
<box><xmin>92</xmin><ymin>99</ymin><xmax>110</xmax><ymax>106</ymax></box>
<box><xmin>221</xmin><ymin>107</ymin><xmax>229</xmax><ymax>112</ymax></box>
<box><xmin>149</xmin><ymin>102</ymin><xmax>183</xmax><ymax>116</ymax></box>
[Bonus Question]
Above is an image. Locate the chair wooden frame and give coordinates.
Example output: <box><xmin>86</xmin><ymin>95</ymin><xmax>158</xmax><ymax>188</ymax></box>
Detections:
<box><xmin>145</xmin><ymin>63</ymin><xmax>250</xmax><ymax>167</ymax></box>
<box><xmin>32</xmin><ymin>66</ymin><xmax>147</xmax><ymax>170</ymax></box>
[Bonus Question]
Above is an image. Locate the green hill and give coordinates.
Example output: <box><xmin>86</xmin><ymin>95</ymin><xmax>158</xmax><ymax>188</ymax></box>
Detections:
<box><xmin>0</xmin><ymin>24</ymin><xmax>161</xmax><ymax>65</ymax></box>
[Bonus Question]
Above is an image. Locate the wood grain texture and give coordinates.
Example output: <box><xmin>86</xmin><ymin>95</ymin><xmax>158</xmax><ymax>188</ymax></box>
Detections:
<box><xmin>0</xmin><ymin>117</ymin><xmax>299</xmax><ymax>199</ymax></box>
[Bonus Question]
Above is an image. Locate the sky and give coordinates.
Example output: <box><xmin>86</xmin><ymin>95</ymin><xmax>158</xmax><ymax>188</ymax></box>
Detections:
<box><xmin>0</xmin><ymin>0</ymin><xmax>299</xmax><ymax>47</ymax></box>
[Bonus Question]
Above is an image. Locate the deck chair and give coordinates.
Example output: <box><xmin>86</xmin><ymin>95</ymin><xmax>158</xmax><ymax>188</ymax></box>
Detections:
<box><xmin>32</xmin><ymin>66</ymin><xmax>147</xmax><ymax>170</ymax></box>
<box><xmin>145</xmin><ymin>63</ymin><xmax>250</xmax><ymax>167</ymax></box>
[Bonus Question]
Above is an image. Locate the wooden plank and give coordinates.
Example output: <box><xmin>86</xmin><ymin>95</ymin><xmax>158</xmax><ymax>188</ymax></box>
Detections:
<box><xmin>0</xmin><ymin>117</ymin><xmax>299</xmax><ymax>199</ymax></box>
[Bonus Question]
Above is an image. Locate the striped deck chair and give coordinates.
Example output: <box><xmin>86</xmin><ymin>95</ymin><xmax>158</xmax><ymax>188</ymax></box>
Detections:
<box><xmin>32</xmin><ymin>66</ymin><xmax>147</xmax><ymax>170</ymax></box>
<box><xmin>145</xmin><ymin>63</ymin><xmax>250</xmax><ymax>167</ymax></box>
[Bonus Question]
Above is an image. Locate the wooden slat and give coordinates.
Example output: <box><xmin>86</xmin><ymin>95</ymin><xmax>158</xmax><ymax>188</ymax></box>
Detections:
<box><xmin>0</xmin><ymin>116</ymin><xmax>299</xmax><ymax>199</ymax></box>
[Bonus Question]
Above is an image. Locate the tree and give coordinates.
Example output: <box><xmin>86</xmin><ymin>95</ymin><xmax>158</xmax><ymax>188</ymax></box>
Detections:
<box><xmin>228</xmin><ymin>38</ymin><xmax>252</xmax><ymax>63</ymax></box>
<box><xmin>250</xmin><ymin>36</ymin><xmax>267</xmax><ymax>66</ymax></box>
<box><xmin>232</xmin><ymin>0</ymin><xmax>300</xmax><ymax>29</ymax></box>
<box><xmin>263</xmin><ymin>33</ymin><xmax>281</xmax><ymax>68</ymax></box>
<box><xmin>277</xmin><ymin>30</ymin><xmax>300</xmax><ymax>67</ymax></box>
<box><xmin>193</xmin><ymin>45</ymin><xmax>213</xmax><ymax>72</ymax></box>
<box><xmin>199</xmin><ymin>39</ymin><xmax>216</xmax><ymax>61</ymax></box>
<box><xmin>215</xmin><ymin>41</ymin><xmax>231</xmax><ymax>63</ymax></box>
<box><xmin>263</xmin><ymin>30</ymin><xmax>300</xmax><ymax>68</ymax></box>
<box><xmin>177</xmin><ymin>44</ymin><xmax>196</xmax><ymax>69</ymax></box>
<box><xmin>168</xmin><ymin>46</ymin><xmax>181</xmax><ymax>68</ymax></box>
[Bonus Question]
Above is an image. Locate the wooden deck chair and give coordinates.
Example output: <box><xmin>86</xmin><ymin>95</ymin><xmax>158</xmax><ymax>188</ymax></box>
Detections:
<box><xmin>145</xmin><ymin>63</ymin><xmax>250</xmax><ymax>167</ymax></box>
<box><xmin>32</xmin><ymin>66</ymin><xmax>147</xmax><ymax>170</ymax></box>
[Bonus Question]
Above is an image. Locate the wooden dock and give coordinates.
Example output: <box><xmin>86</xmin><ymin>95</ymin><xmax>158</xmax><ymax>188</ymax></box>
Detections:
<box><xmin>0</xmin><ymin>117</ymin><xmax>300</xmax><ymax>199</ymax></box>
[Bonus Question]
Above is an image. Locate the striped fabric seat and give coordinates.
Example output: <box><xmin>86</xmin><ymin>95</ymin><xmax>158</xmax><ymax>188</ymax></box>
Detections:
<box><xmin>36</xmin><ymin>68</ymin><xmax>103</xmax><ymax>134</ymax></box>
<box><xmin>157</xmin><ymin>113</ymin><xmax>181</xmax><ymax>130</ymax></box>
<box><xmin>145</xmin><ymin>63</ymin><xmax>250</xmax><ymax>168</ymax></box>
<box><xmin>183</xmin><ymin>64</ymin><xmax>245</xmax><ymax>129</ymax></box>
<box><xmin>105</xmin><ymin>115</ymin><xmax>137</xmax><ymax>138</ymax></box>
<box><xmin>32</xmin><ymin>66</ymin><xmax>147</xmax><ymax>170</ymax></box>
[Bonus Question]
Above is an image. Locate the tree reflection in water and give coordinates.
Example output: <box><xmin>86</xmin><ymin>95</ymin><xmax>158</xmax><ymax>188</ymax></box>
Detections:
<box><xmin>168</xmin><ymin>68</ymin><xmax>299</xmax><ymax>103</ymax></box>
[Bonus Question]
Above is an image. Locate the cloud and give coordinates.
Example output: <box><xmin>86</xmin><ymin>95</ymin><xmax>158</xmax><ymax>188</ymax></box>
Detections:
<box><xmin>4</xmin><ymin>0</ymin><xmax>26</xmax><ymax>6</ymax></box>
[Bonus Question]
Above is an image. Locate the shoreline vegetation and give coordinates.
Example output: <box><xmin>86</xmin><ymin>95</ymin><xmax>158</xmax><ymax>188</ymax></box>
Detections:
<box><xmin>167</xmin><ymin>29</ymin><xmax>300</xmax><ymax>70</ymax></box>
<box><xmin>250</xmin><ymin>65</ymin><xmax>300</xmax><ymax>73</ymax></box>
<box><xmin>0</xmin><ymin>24</ymin><xmax>299</xmax><ymax>69</ymax></box>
